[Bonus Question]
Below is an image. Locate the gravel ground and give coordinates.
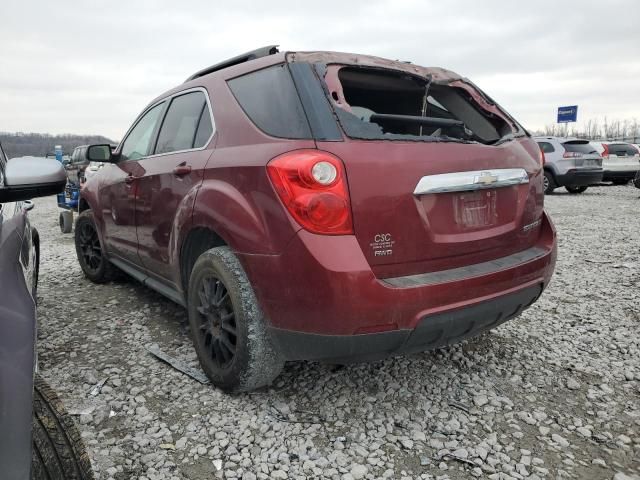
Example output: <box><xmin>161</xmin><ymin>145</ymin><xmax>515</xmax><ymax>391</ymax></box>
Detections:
<box><xmin>33</xmin><ymin>185</ymin><xmax>639</xmax><ymax>480</ymax></box>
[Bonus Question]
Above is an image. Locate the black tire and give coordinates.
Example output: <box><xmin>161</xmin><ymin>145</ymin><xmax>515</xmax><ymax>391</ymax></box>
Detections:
<box><xmin>633</xmin><ymin>172</ymin><xmax>640</xmax><ymax>189</ymax></box>
<box><xmin>187</xmin><ymin>246</ymin><xmax>284</xmax><ymax>392</ymax></box>
<box><xmin>59</xmin><ymin>211</ymin><xmax>73</xmax><ymax>234</ymax></box>
<box><xmin>566</xmin><ymin>186</ymin><xmax>588</xmax><ymax>194</ymax></box>
<box><xmin>74</xmin><ymin>210</ymin><xmax>117</xmax><ymax>283</ymax></box>
<box><xmin>543</xmin><ymin>170</ymin><xmax>556</xmax><ymax>194</ymax></box>
<box><xmin>31</xmin><ymin>375</ymin><xmax>94</xmax><ymax>480</ymax></box>
<box><xmin>31</xmin><ymin>228</ymin><xmax>40</xmax><ymax>302</ymax></box>
<box><xmin>612</xmin><ymin>178</ymin><xmax>629</xmax><ymax>185</ymax></box>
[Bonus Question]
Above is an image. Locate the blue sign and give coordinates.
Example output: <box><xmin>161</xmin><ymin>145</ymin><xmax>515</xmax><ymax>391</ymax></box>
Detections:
<box><xmin>557</xmin><ymin>105</ymin><xmax>578</xmax><ymax>123</ymax></box>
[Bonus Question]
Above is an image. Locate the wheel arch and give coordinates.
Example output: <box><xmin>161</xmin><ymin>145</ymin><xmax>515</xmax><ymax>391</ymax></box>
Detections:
<box><xmin>543</xmin><ymin>164</ymin><xmax>558</xmax><ymax>179</ymax></box>
<box><xmin>179</xmin><ymin>227</ymin><xmax>228</xmax><ymax>294</ymax></box>
<box><xmin>78</xmin><ymin>197</ymin><xmax>91</xmax><ymax>213</ymax></box>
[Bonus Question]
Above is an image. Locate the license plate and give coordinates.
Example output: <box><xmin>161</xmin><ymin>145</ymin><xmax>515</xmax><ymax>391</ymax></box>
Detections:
<box><xmin>454</xmin><ymin>190</ymin><xmax>497</xmax><ymax>228</ymax></box>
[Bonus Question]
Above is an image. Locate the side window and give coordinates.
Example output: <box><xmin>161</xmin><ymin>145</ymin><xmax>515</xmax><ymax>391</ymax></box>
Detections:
<box><xmin>155</xmin><ymin>91</ymin><xmax>212</xmax><ymax>155</ymax></box>
<box><xmin>121</xmin><ymin>103</ymin><xmax>164</xmax><ymax>161</ymax></box>
<box><xmin>537</xmin><ymin>141</ymin><xmax>555</xmax><ymax>154</ymax></box>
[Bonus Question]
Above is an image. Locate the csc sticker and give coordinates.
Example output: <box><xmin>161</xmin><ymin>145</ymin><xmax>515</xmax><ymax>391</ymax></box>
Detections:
<box><xmin>369</xmin><ymin>233</ymin><xmax>395</xmax><ymax>257</ymax></box>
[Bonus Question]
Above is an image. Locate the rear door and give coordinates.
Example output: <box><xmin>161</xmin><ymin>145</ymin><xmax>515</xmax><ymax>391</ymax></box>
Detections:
<box><xmin>134</xmin><ymin>89</ymin><xmax>215</xmax><ymax>285</ymax></box>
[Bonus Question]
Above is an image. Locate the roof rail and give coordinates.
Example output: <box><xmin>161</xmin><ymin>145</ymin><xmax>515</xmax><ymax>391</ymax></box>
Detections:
<box><xmin>185</xmin><ymin>45</ymin><xmax>279</xmax><ymax>82</ymax></box>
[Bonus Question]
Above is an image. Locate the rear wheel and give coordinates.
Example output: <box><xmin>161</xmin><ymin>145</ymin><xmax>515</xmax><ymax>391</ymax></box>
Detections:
<box><xmin>566</xmin><ymin>186</ymin><xmax>588</xmax><ymax>194</ymax></box>
<box><xmin>543</xmin><ymin>171</ymin><xmax>556</xmax><ymax>194</ymax></box>
<box><xmin>31</xmin><ymin>375</ymin><xmax>94</xmax><ymax>480</ymax></box>
<box><xmin>74</xmin><ymin>210</ymin><xmax>117</xmax><ymax>283</ymax></box>
<box><xmin>187</xmin><ymin>246</ymin><xmax>284</xmax><ymax>392</ymax></box>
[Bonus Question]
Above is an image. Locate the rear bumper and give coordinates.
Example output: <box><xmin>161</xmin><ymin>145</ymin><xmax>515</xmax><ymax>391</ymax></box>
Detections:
<box><xmin>238</xmin><ymin>212</ymin><xmax>557</xmax><ymax>361</ymax></box>
<box><xmin>270</xmin><ymin>283</ymin><xmax>543</xmax><ymax>361</ymax></box>
<box><xmin>602</xmin><ymin>170</ymin><xmax>638</xmax><ymax>181</ymax></box>
<box><xmin>555</xmin><ymin>168</ymin><xmax>603</xmax><ymax>187</ymax></box>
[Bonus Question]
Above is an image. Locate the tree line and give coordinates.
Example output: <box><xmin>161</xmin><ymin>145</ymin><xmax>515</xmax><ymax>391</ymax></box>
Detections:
<box><xmin>535</xmin><ymin>118</ymin><xmax>640</xmax><ymax>142</ymax></box>
<box><xmin>0</xmin><ymin>132</ymin><xmax>116</xmax><ymax>159</ymax></box>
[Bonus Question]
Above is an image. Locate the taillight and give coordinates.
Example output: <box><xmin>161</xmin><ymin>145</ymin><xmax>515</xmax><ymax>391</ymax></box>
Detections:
<box><xmin>539</xmin><ymin>148</ymin><xmax>545</xmax><ymax>166</ymax></box>
<box><xmin>602</xmin><ymin>144</ymin><xmax>610</xmax><ymax>159</ymax></box>
<box><xmin>267</xmin><ymin>150</ymin><xmax>353</xmax><ymax>235</ymax></box>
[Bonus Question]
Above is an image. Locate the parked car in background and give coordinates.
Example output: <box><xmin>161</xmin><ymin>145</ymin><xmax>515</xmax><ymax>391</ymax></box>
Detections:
<box><xmin>590</xmin><ymin>141</ymin><xmax>640</xmax><ymax>184</ymax></box>
<box><xmin>70</xmin><ymin>144</ymin><xmax>115</xmax><ymax>184</ymax></box>
<box><xmin>76</xmin><ymin>47</ymin><xmax>557</xmax><ymax>392</ymax></box>
<box><xmin>0</xmin><ymin>143</ymin><xmax>94</xmax><ymax>479</ymax></box>
<box><xmin>83</xmin><ymin>161</ymin><xmax>106</xmax><ymax>182</ymax></box>
<box><xmin>535</xmin><ymin>136</ymin><xmax>603</xmax><ymax>194</ymax></box>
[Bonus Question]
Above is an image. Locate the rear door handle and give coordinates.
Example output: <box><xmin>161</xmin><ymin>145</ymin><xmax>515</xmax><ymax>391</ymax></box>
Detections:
<box><xmin>173</xmin><ymin>164</ymin><xmax>192</xmax><ymax>176</ymax></box>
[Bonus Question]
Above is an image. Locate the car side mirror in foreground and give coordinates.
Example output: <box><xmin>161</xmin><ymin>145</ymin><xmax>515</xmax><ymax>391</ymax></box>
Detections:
<box><xmin>0</xmin><ymin>156</ymin><xmax>67</xmax><ymax>203</ymax></box>
<box><xmin>87</xmin><ymin>144</ymin><xmax>118</xmax><ymax>163</ymax></box>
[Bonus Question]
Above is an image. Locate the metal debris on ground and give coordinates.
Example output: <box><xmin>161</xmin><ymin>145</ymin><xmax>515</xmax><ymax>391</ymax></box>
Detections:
<box><xmin>438</xmin><ymin>453</ymin><xmax>476</xmax><ymax>467</ymax></box>
<box><xmin>448</xmin><ymin>400</ymin><xmax>471</xmax><ymax>414</ymax></box>
<box><xmin>88</xmin><ymin>377</ymin><xmax>109</xmax><ymax>397</ymax></box>
<box><xmin>146</xmin><ymin>344</ymin><xmax>210</xmax><ymax>385</ymax></box>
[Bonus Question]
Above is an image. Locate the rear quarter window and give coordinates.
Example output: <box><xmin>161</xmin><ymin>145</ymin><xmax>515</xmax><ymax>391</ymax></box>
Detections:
<box><xmin>227</xmin><ymin>64</ymin><xmax>312</xmax><ymax>139</ymax></box>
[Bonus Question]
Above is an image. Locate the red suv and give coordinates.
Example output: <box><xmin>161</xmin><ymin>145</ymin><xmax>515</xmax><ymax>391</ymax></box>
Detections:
<box><xmin>78</xmin><ymin>46</ymin><xmax>557</xmax><ymax>392</ymax></box>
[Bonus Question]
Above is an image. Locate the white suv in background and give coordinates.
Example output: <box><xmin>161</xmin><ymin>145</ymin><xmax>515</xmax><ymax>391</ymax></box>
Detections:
<box><xmin>535</xmin><ymin>137</ymin><xmax>603</xmax><ymax>194</ymax></box>
<box><xmin>590</xmin><ymin>141</ymin><xmax>640</xmax><ymax>185</ymax></box>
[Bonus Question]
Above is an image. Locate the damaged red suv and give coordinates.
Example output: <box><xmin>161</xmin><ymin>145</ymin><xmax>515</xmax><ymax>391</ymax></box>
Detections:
<box><xmin>77</xmin><ymin>46</ymin><xmax>556</xmax><ymax>392</ymax></box>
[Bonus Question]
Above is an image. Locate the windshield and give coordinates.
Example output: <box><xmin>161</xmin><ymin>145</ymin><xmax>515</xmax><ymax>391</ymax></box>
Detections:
<box><xmin>322</xmin><ymin>65</ymin><xmax>515</xmax><ymax>144</ymax></box>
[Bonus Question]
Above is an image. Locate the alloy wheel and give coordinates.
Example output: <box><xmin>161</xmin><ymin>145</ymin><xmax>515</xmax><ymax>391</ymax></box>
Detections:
<box><xmin>78</xmin><ymin>223</ymin><xmax>102</xmax><ymax>273</ymax></box>
<box><xmin>195</xmin><ymin>275</ymin><xmax>237</xmax><ymax>368</ymax></box>
<box><xmin>543</xmin><ymin>175</ymin><xmax>549</xmax><ymax>192</ymax></box>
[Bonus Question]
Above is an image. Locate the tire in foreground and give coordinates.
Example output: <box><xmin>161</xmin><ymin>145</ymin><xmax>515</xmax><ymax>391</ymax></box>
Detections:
<box><xmin>187</xmin><ymin>246</ymin><xmax>284</xmax><ymax>393</ymax></box>
<box><xmin>31</xmin><ymin>374</ymin><xmax>94</xmax><ymax>480</ymax></box>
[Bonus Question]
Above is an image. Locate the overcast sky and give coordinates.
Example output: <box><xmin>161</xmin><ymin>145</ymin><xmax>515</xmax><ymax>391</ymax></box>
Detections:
<box><xmin>1</xmin><ymin>0</ymin><xmax>638</xmax><ymax>140</ymax></box>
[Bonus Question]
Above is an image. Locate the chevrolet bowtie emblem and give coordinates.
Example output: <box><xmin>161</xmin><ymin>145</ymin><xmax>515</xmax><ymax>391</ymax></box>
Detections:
<box><xmin>474</xmin><ymin>172</ymin><xmax>499</xmax><ymax>185</ymax></box>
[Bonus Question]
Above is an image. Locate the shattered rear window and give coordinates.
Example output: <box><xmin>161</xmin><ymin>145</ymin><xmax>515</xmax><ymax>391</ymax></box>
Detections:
<box><xmin>323</xmin><ymin>66</ymin><xmax>514</xmax><ymax>144</ymax></box>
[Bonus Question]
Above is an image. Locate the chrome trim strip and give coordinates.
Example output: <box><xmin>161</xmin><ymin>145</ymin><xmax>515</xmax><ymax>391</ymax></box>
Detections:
<box><xmin>414</xmin><ymin>168</ymin><xmax>529</xmax><ymax>194</ymax></box>
<box><xmin>382</xmin><ymin>246</ymin><xmax>547</xmax><ymax>288</ymax></box>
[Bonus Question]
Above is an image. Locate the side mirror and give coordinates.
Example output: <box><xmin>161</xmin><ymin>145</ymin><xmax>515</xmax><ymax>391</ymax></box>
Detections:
<box><xmin>0</xmin><ymin>157</ymin><xmax>67</xmax><ymax>203</ymax></box>
<box><xmin>87</xmin><ymin>144</ymin><xmax>119</xmax><ymax>163</ymax></box>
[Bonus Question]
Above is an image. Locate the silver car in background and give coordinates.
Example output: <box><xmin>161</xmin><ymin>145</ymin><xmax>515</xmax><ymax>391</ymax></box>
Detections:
<box><xmin>590</xmin><ymin>141</ymin><xmax>640</xmax><ymax>185</ymax></box>
<box><xmin>535</xmin><ymin>136</ymin><xmax>603</xmax><ymax>194</ymax></box>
